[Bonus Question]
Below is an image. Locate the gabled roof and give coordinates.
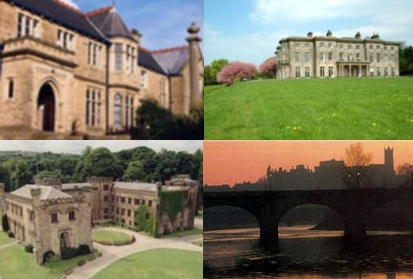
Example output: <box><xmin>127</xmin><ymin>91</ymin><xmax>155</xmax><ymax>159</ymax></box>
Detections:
<box><xmin>138</xmin><ymin>47</ymin><xmax>166</xmax><ymax>74</ymax></box>
<box><xmin>113</xmin><ymin>182</ymin><xmax>158</xmax><ymax>192</ymax></box>
<box><xmin>87</xmin><ymin>6</ymin><xmax>135</xmax><ymax>41</ymax></box>
<box><xmin>11</xmin><ymin>185</ymin><xmax>73</xmax><ymax>200</ymax></box>
<box><xmin>8</xmin><ymin>0</ymin><xmax>109</xmax><ymax>44</ymax></box>
<box><xmin>152</xmin><ymin>46</ymin><xmax>190</xmax><ymax>75</ymax></box>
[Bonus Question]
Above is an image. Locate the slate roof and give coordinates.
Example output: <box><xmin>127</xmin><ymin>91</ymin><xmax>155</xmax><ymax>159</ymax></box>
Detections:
<box><xmin>87</xmin><ymin>7</ymin><xmax>135</xmax><ymax>41</ymax></box>
<box><xmin>8</xmin><ymin>0</ymin><xmax>109</xmax><ymax>44</ymax></box>
<box><xmin>152</xmin><ymin>46</ymin><xmax>190</xmax><ymax>75</ymax></box>
<box><xmin>11</xmin><ymin>185</ymin><xmax>73</xmax><ymax>200</ymax></box>
<box><xmin>113</xmin><ymin>182</ymin><xmax>158</xmax><ymax>192</ymax></box>
<box><xmin>138</xmin><ymin>47</ymin><xmax>166</xmax><ymax>74</ymax></box>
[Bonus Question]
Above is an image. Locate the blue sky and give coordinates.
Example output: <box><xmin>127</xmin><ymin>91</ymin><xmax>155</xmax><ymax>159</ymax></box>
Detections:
<box><xmin>205</xmin><ymin>0</ymin><xmax>413</xmax><ymax>65</ymax></box>
<box><xmin>61</xmin><ymin>0</ymin><xmax>203</xmax><ymax>51</ymax></box>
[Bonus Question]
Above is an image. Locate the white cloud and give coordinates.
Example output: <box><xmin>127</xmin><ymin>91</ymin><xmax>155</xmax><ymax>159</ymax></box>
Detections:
<box><xmin>58</xmin><ymin>0</ymin><xmax>79</xmax><ymax>8</ymax></box>
<box><xmin>205</xmin><ymin>23</ymin><xmax>292</xmax><ymax>65</ymax></box>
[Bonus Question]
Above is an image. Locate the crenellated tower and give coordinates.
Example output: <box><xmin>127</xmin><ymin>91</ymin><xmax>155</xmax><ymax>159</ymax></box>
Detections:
<box><xmin>384</xmin><ymin>147</ymin><xmax>394</xmax><ymax>172</ymax></box>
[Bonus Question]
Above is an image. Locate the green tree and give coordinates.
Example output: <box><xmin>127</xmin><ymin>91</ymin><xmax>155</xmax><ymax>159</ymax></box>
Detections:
<box><xmin>122</xmin><ymin>160</ymin><xmax>145</xmax><ymax>181</ymax></box>
<box><xmin>204</xmin><ymin>65</ymin><xmax>215</xmax><ymax>85</ymax></box>
<box><xmin>210</xmin><ymin>59</ymin><xmax>229</xmax><ymax>83</ymax></box>
<box><xmin>83</xmin><ymin>147</ymin><xmax>122</xmax><ymax>178</ymax></box>
<box><xmin>400</xmin><ymin>45</ymin><xmax>413</xmax><ymax>75</ymax></box>
<box><xmin>4</xmin><ymin>159</ymin><xmax>32</xmax><ymax>191</ymax></box>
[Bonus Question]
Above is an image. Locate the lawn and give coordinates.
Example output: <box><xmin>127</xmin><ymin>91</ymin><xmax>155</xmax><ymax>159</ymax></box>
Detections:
<box><xmin>161</xmin><ymin>228</ymin><xmax>202</xmax><ymax>238</ymax></box>
<box><xmin>91</xmin><ymin>248</ymin><xmax>202</xmax><ymax>279</ymax></box>
<box><xmin>92</xmin><ymin>230</ymin><xmax>132</xmax><ymax>245</ymax></box>
<box><xmin>0</xmin><ymin>243</ymin><xmax>98</xmax><ymax>279</ymax></box>
<box><xmin>205</xmin><ymin>77</ymin><xmax>413</xmax><ymax>139</ymax></box>
<box><xmin>0</xmin><ymin>230</ymin><xmax>14</xmax><ymax>246</ymax></box>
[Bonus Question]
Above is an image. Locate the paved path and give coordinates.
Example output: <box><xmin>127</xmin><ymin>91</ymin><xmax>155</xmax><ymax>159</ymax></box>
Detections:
<box><xmin>194</xmin><ymin>217</ymin><xmax>203</xmax><ymax>230</ymax></box>
<box><xmin>66</xmin><ymin>227</ymin><xmax>202</xmax><ymax>279</ymax></box>
<box><xmin>0</xmin><ymin>240</ymin><xmax>18</xmax><ymax>251</ymax></box>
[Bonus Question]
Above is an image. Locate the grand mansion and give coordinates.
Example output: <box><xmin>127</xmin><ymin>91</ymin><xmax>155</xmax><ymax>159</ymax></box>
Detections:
<box><xmin>0</xmin><ymin>174</ymin><xmax>198</xmax><ymax>264</ymax></box>
<box><xmin>0</xmin><ymin>0</ymin><xmax>203</xmax><ymax>138</ymax></box>
<box><xmin>275</xmin><ymin>31</ymin><xmax>400</xmax><ymax>79</ymax></box>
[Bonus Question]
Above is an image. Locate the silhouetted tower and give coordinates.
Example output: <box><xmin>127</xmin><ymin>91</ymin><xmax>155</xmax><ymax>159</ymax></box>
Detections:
<box><xmin>384</xmin><ymin>147</ymin><xmax>394</xmax><ymax>172</ymax></box>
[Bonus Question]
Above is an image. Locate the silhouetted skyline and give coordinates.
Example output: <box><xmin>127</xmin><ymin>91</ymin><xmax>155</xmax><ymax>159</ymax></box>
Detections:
<box><xmin>204</xmin><ymin>141</ymin><xmax>413</xmax><ymax>186</ymax></box>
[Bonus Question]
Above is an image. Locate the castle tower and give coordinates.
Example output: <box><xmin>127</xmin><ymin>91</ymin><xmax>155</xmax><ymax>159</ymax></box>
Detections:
<box><xmin>384</xmin><ymin>147</ymin><xmax>394</xmax><ymax>171</ymax></box>
<box><xmin>186</xmin><ymin>22</ymin><xmax>203</xmax><ymax>108</ymax></box>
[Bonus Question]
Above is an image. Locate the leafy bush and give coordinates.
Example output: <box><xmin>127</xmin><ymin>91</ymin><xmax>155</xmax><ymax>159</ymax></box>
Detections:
<box><xmin>61</xmin><ymin>247</ymin><xmax>78</xmax><ymax>260</ymax></box>
<box><xmin>25</xmin><ymin>244</ymin><xmax>34</xmax><ymax>253</ymax></box>
<box><xmin>7</xmin><ymin>231</ymin><xmax>14</xmax><ymax>238</ymax></box>
<box><xmin>43</xmin><ymin>250</ymin><xmax>55</xmax><ymax>264</ymax></box>
<box><xmin>78</xmin><ymin>244</ymin><xmax>91</xmax><ymax>255</ymax></box>
<box><xmin>132</xmin><ymin>98</ymin><xmax>203</xmax><ymax>140</ymax></box>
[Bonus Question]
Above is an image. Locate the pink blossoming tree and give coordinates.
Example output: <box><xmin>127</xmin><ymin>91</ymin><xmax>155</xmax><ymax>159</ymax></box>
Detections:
<box><xmin>216</xmin><ymin>61</ymin><xmax>258</xmax><ymax>85</ymax></box>
<box><xmin>259</xmin><ymin>58</ymin><xmax>277</xmax><ymax>78</ymax></box>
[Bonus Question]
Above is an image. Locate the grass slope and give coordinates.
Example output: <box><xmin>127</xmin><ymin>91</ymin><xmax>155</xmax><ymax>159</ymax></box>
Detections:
<box><xmin>91</xmin><ymin>248</ymin><xmax>202</xmax><ymax>279</ymax></box>
<box><xmin>205</xmin><ymin>78</ymin><xmax>413</xmax><ymax>139</ymax></box>
<box><xmin>0</xmin><ymin>231</ymin><xmax>14</xmax><ymax>246</ymax></box>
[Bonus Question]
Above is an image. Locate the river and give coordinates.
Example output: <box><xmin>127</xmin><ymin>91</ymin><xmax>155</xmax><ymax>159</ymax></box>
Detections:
<box><xmin>204</xmin><ymin>226</ymin><xmax>413</xmax><ymax>279</ymax></box>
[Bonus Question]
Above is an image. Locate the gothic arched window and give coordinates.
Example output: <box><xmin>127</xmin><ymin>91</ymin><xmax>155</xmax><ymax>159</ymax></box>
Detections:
<box><xmin>114</xmin><ymin>93</ymin><xmax>122</xmax><ymax>130</ymax></box>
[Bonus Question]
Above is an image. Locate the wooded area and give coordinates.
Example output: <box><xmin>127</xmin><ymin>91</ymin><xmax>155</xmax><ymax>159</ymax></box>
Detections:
<box><xmin>0</xmin><ymin>146</ymin><xmax>203</xmax><ymax>192</ymax></box>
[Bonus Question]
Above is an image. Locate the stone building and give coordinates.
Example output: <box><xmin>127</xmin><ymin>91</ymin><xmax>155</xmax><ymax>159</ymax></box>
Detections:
<box><xmin>229</xmin><ymin>147</ymin><xmax>402</xmax><ymax>191</ymax></box>
<box><xmin>275</xmin><ymin>31</ymin><xmax>400</xmax><ymax>79</ymax></box>
<box><xmin>0</xmin><ymin>0</ymin><xmax>203</xmax><ymax>138</ymax></box>
<box><xmin>0</xmin><ymin>174</ymin><xmax>198</xmax><ymax>264</ymax></box>
<box><xmin>0</xmin><ymin>179</ymin><xmax>93</xmax><ymax>264</ymax></box>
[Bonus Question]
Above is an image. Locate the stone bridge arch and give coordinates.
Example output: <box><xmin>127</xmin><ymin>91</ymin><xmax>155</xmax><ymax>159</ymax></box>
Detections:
<box><xmin>204</xmin><ymin>205</ymin><xmax>259</xmax><ymax>231</ymax></box>
<box><xmin>204</xmin><ymin>188</ymin><xmax>413</xmax><ymax>244</ymax></box>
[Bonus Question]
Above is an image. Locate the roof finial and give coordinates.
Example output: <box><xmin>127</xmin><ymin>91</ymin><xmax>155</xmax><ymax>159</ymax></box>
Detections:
<box><xmin>111</xmin><ymin>0</ymin><xmax>117</xmax><ymax>12</ymax></box>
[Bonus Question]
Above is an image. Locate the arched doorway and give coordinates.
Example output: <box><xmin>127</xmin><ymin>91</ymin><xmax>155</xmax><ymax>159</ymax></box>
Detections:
<box><xmin>37</xmin><ymin>83</ymin><xmax>55</xmax><ymax>131</ymax></box>
<box><xmin>60</xmin><ymin>231</ymin><xmax>70</xmax><ymax>249</ymax></box>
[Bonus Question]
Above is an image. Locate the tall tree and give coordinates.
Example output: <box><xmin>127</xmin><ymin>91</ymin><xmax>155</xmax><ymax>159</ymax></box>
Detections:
<box><xmin>210</xmin><ymin>59</ymin><xmax>229</xmax><ymax>82</ymax></box>
<box><xmin>204</xmin><ymin>65</ymin><xmax>215</xmax><ymax>85</ymax></box>
<box><xmin>122</xmin><ymin>160</ymin><xmax>145</xmax><ymax>181</ymax></box>
<box><xmin>345</xmin><ymin>142</ymin><xmax>372</xmax><ymax>167</ymax></box>
<box><xmin>344</xmin><ymin>142</ymin><xmax>373</xmax><ymax>188</ymax></box>
<box><xmin>4</xmin><ymin>159</ymin><xmax>32</xmax><ymax>191</ymax></box>
<box><xmin>83</xmin><ymin>147</ymin><xmax>122</xmax><ymax>178</ymax></box>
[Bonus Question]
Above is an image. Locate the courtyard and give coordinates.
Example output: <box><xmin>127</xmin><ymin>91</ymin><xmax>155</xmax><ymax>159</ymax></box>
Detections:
<box><xmin>204</xmin><ymin>77</ymin><xmax>413</xmax><ymax>139</ymax></box>
<box><xmin>0</xmin><ymin>220</ymin><xmax>203</xmax><ymax>279</ymax></box>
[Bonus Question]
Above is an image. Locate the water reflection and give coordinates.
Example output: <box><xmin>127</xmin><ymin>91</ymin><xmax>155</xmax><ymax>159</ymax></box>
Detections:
<box><xmin>204</xmin><ymin>227</ymin><xmax>413</xmax><ymax>279</ymax></box>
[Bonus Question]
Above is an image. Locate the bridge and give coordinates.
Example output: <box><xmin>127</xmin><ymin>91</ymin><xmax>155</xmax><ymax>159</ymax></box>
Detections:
<box><xmin>204</xmin><ymin>188</ymin><xmax>412</xmax><ymax>243</ymax></box>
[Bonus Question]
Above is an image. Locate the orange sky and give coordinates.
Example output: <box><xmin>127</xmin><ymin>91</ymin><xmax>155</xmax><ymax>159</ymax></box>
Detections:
<box><xmin>203</xmin><ymin>141</ymin><xmax>413</xmax><ymax>186</ymax></box>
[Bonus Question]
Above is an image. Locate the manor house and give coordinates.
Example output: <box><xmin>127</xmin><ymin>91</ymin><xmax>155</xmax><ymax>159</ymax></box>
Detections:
<box><xmin>275</xmin><ymin>31</ymin><xmax>400</xmax><ymax>79</ymax></box>
<box><xmin>0</xmin><ymin>0</ymin><xmax>203</xmax><ymax>138</ymax></box>
<box><xmin>0</xmin><ymin>174</ymin><xmax>198</xmax><ymax>264</ymax></box>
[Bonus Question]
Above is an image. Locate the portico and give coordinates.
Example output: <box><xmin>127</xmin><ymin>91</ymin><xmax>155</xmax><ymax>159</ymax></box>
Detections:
<box><xmin>337</xmin><ymin>61</ymin><xmax>371</xmax><ymax>77</ymax></box>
